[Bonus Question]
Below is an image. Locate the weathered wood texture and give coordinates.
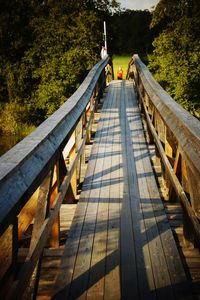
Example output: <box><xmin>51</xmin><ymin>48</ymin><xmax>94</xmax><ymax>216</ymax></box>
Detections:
<box><xmin>0</xmin><ymin>56</ymin><xmax>113</xmax><ymax>299</ymax></box>
<box><xmin>36</xmin><ymin>204</ymin><xmax>77</xmax><ymax>300</ymax></box>
<box><xmin>54</xmin><ymin>81</ymin><xmax>191</xmax><ymax>300</ymax></box>
<box><xmin>127</xmin><ymin>55</ymin><xmax>200</xmax><ymax>248</ymax></box>
<box><xmin>147</xmin><ymin>141</ymin><xmax>200</xmax><ymax>300</ymax></box>
<box><xmin>36</xmin><ymin>99</ymin><xmax>103</xmax><ymax>300</ymax></box>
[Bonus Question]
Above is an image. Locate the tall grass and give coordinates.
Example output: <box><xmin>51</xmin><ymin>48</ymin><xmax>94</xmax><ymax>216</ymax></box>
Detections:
<box><xmin>112</xmin><ymin>55</ymin><xmax>132</xmax><ymax>80</ymax></box>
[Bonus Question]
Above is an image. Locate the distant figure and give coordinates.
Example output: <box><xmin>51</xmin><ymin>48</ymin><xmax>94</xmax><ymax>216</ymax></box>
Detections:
<box><xmin>117</xmin><ymin>66</ymin><xmax>123</xmax><ymax>80</ymax></box>
<box><xmin>101</xmin><ymin>46</ymin><xmax>107</xmax><ymax>59</ymax></box>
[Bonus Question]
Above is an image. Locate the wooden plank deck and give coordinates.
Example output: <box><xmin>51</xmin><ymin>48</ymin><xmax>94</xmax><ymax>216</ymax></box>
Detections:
<box><xmin>53</xmin><ymin>80</ymin><xmax>193</xmax><ymax>300</ymax></box>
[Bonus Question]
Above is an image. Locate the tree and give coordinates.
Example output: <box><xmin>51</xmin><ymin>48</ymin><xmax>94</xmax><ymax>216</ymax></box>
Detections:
<box><xmin>21</xmin><ymin>7</ymin><xmax>102</xmax><ymax>123</ymax></box>
<box><xmin>108</xmin><ymin>10</ymin><xmax>153</xmax><ymax>59</ymax></box>
<box><xmin>0</xmin><ymin>0</ymin><xmax>110</xmax><ymax>134</ymax></box>
<box><xmin>148</xmin><ymin>0</ymin><xmax>200</xmax><ymax>117</ymax></box>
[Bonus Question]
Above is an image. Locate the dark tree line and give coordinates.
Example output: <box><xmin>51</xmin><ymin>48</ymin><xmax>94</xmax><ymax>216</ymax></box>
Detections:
<box><xmin>0</xmin><ymin>0</ymin><xmax>119</xmax><ymax>135</ymax></box>
<box><xmin>148</xmin><ymin>0</ymin><xmax>200</xmax><ymax>117</ymax></box>
<box><xmin>0</xmin><ymin>0</ymin><xmax>199</xmax><ymax>138</ymax></box>
<box><xmin>108</xmin><ymin>10</ymin><xmax>153</xmax><ymax>59</ymax></box>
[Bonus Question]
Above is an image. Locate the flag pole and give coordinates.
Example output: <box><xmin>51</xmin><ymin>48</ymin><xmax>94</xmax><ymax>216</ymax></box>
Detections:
<box><xmin>104</xmin><ymin>21</ymin><xmax>107</xmax><ymax>53</ymax></box>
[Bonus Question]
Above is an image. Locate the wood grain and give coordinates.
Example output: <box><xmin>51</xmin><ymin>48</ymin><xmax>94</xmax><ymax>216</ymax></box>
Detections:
<box><xmin>54</xmin><ymin>80</ymin><xmax>190</xmax><ymax>300</ymax></box>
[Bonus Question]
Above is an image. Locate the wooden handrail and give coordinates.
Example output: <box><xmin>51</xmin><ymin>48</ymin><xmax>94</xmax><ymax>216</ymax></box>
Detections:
<box><xmin>0</xmin><ymin>55</ymin><xmax>113</xmax><ymax>299</ymax></box>
<box><xmin>127</xmin><ymin>54</ymin><xmax>200</xmax><ymax>247</ymax></box>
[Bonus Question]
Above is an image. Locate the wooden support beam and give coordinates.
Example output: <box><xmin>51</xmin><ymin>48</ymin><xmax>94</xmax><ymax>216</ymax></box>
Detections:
<box><xmin>168</xmin><ymin>148</ymin><xmax>181</xmax><ymax>201</ymax></box>
<box><xmin>141</xmin><ymin>100</ymin><xmax>200</xmax><ymax>247</ymax></box>
<box><xmin>0</xmin><ymin>56</ymin><xmax>110</xmax><ymax>299</ymax></box>
<box><xmin>6</xmin><ymin>124</ymin><xmax>90</xmax><ymax>299</ymax></box>
<box><xmin>86</xmin><ymin>104</ymin><xmax>91</xmax><ymax>144</ymax></box>
<box><xmin>49</xmin><ymin>164</ymin><xmax>61</xmax><ymax>248</ymax></box>
<box><xmin>75</xmin><ymin>118</ymin><xmax>83</xmax><ymax>184</ymax></box>
<box><xmin>0</xmin><ymin>225</ymin><xmax>13</xmax><ymax>282</ymax></box>
<box><xmin>128</xmin><ymin>55</ymin><xmax>200</xmax><ymax>247</ymax></box>
<box><xmin>81</xmin><ymin>114</ymin><xmax>86</xmax><ymax>166</ymax></box>
<box><xmin>0</xmin><ymin>218</ymin><xmax>18</xmax><ymax>299</ymax></box>
<box><xmin>18</xmin><ymin>190</ymin><xmax>39</xmax><ymax>239</ymax></box>
<box><xmin>186</xmin><ymin>164</ymin><xmax>200</xmax><ymax>219</ymax></box>
<box><xmin>173</xmin><ymin>148</ymin><xmax>181</xmax><ymax>177</ymax></box>
<box><xmin>25</xmin><ymin>169</ymin><xmax>54</xmax><ymax>299</ymax></box>
<box><xmin>30</xmin><ymin>172</ymin><xmax>52</xmax><ymax>250</ymax></box>
<box><xmin>66</xmin><ymin>144</ymin><xmax>77</xmax><ymax>203</ymax></box>
<box><xmin>164</xmin><ymin>125</ymin><xmax>174</xmax><ymax>200</ymax></box>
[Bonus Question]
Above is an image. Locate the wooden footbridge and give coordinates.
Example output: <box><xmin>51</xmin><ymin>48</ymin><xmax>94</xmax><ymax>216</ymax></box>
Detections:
<box><xmin>0</xmin><ymin>55</ymin><xmax>200</xmax><ymax>300</ymax></box>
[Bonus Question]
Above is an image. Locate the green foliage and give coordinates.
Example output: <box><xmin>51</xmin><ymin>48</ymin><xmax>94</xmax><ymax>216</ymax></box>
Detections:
<box><xmin>0</xmin><ymin>101</ymin><xmax>34</xmax><ymax>136</ymax></box>
<box><xmin>151</xmin><ymin>0</ymin><xmax>199</xmax><ymax>28</ymax></box>
<box><xmin>0</xmin><ymin>0</ymin><xmax>105</xmax><ymax>135</ymax></box>
<box><xmin>109</xmin><ymin>10</ymin><xmax>153</xmax><ymax>58</ymax></box>
<box><xmin>0</xmin><ymin>0</ymin><xmax>32</xmax><ymax>63</ymax></box>
<box><xmin>112</xmin><ymin>55</ymin><xmax>131</xmax><ymax>79</ymax></box>
<box><xmin>87</xmin><ymin>0</ymin><xmax>120</xmax><ymax>12</ymax></box>
<box><xmin>22</xmin><ymin>8</ymin><xmax>102</xmax><ymax>123</ymax></box>
<box><xmin>148</xmin><ymin>0</ymin><xmax>200</xmax><ymax>118</ymax></box>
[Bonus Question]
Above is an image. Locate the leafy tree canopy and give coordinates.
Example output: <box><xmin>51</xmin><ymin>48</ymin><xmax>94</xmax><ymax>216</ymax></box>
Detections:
<box><xmin>109</xmin><ymin>10</ymin><xmax>153</xmax><ymax>58</ymax></box>
<box><xmin>0</xmin><ymin>0</ymin><xmax>114</xmax><ymax>134</ymax></box>
<box><xmin>148</xmin><ymin>0</ymin><xmax>200</xmax><ymax>117</ymax></box>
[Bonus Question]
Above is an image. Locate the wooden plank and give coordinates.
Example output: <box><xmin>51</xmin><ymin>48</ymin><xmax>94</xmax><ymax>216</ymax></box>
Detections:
<box><xmin>66</xmin><ymin>144</ymin><xmax>77</xmax><ymax>202</ymax></box>
<box><xmin>141</xmin><ymin>91</ymin><xmax>200</xmax><ymax>245</ymax></box>
<box><xmin>69</xmin><ymin>86</ymin><xmax>114</xmax><ymax>300</ymax></box>
<box><xmin>36</xmin><ymin>204</ymin><xmax>76</xmax><ymax>298</ymax></box>
<box><xmin>128</xmin><ymin>83</ymin><xmax>172</xmax><ymax>299</ymax></box>
<box><xmin>0</xmin><ymin>225</ymin><xmax>13</xmax><ymax>281</ymax></box>
<box><xmin>132</xmin><ymin>55</ymin><xmax>200</xmax><ymax>178</ymax></box>
<box><xmin>54</xmin><ymin>137</ymin><xmax>102</xmax><ymax>298</ymax></box>
<box><xmin>125</xmin><ymin>81</ymin><xmax>157</xmax><ymax>300</ymax></box>
<box><xmin>6</xmin><ymin>145</ymin><xmax>90</xmax><ymax>299</ymax></box>
<box><xmin>127</xmin><ymin>82</ymin><xmax>192</xmax><ymax>300</ymax></box>
<box><xmin>75</xmin><ymin>118</ymin><xmax>83</xmax><ymax>183</ymax></box>
<box><xmin>119</xmin><ymin>81</ymin><xmax>140</xmax><ymax>300</ymax></box>
<box><xmin>0</xmin><ymin>57</ymin><xmax>110</xmax><ymax>237</ymax></box>
<box><xmin>86</xmin><ymin>96</ymin><xmax>113</xmax><ymax>299</ymax></box>
<box><xmin>103</xmin><ymin>82</ymin><xmax>121</xmax><ymax>300</ymax></box>
<box><xmin>53</xmin><ymin>86</ymin><xmax>112</xmax><ymax>299</ymax></box>
<box><xmin>53</xmin><ymin>80</ymin><xmax>193</xmax><ymax>300</ymax></box>
<box><xmin>49</xmin><ymin>165</ymin><xmax>60</xmax><ymax>248</ymax></box>
<box><xmin>30</xmin><ymin>172</ymin><xmax>52</xmax><ymax>250</ymax></box>
<box><xmin>18</xmin><ymin>190</ymin><xmax>39</xmax><ymax>239</ymax></box>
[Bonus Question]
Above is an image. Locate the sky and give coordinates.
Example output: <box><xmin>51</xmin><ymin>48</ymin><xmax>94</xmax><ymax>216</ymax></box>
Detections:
<box><xmin>118</xmin><ymin>0</ymin><xmax>159</xmax><ymax>11</ymax></box>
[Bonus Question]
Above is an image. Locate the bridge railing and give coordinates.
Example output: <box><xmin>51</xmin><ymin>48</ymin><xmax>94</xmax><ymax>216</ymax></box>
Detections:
<box><xmin>0</xmin><ymin>56</ymin><xmax>113</xmax><ymax>299</ymax></box>
<box><xmin>127</xmin><ymin>54</ymin><xmax>200</xmax><ymax>248</ymax></box>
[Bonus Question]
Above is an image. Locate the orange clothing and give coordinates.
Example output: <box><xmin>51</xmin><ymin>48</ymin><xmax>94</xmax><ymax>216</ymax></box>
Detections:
<box><xmin>117</xmin><ymin>69</ymin><xmax>123</xmax><ymax>79</ymax></box>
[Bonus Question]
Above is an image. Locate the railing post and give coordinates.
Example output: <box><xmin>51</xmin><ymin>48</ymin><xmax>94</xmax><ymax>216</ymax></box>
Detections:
<box><xmin>86</xmin><ymin>103</ymin><xmax>91</xmax><ymax>144</ymax></box>
<box><xmin>105</xmin><ymin>62</ymin><xmax>113</xmax><ymax>84</ymax></box>
<box><xmin>183</xmin><ymin>209</ymin><xmax>195</xmax><ymax>248</ymax></box>
<box><xmin>127</xmin><ymin>55</ymin><xmax>200</xmax><ymax>251</ymax></box>
<box><xmin>75</xmin><ymin>118</ymin><xmax>83</xmax><ymax>185</ymax></box>
<box><xmin>0</xmin><ymin>218</ymin><xmax>18</xmax><ymax>298</ymax></box>
<box><xmin>168</xmin><ymin>148</ymin><xmax>181</xmax><ymax>201</ymax></box>
<box><xmin>49</xmin><ymin>163</ymin><xmax>60</xmax><ymax>248</ymax></box>
<box><xmin>143</xmin><ymin>92</ymin><xmax>154</xmax><ymax>145</ymax></box>
<box><xmin>66</xmin><ymin>135</ymin><xmax>77</xmax><ymax>203</ymax></box>
<box><xmin>0</xmin><ymin>57</ymin><xmax>110</xmax><ymax>297</ymax></box>
<box><xmin>27</xmin><ymin>171</ymin><xmax>54</xmax><ymax>299</ymax></box>
<box><xmin>98</xmin><ymin>70</ymin><xmax>105</xmax><ymax>100</ymax></box>
<box><xmin>30</xmin><ymin>172</ymin><xmax>52</xmax><ymax>249</ymax></box>
<box><xmin>164</xmin><ymin>125</ymin><xmax>177</xmax><ymax>201</ymax></box>
<box><xmin>86</xmin><ymin>94</ymin><xmax>95</xmax><ymax>144</ymax></box>
<box><xmin>186</xmin><ymin>165</ymin><xmax>200</xmax><ymax>220</ymax></box>
<box><xmin>182</xmin><ymin>159</ymin><xmax>200</xmax><ymax>248</ymax></box>
<box><xmin>81</xmin><ymin>114</ymin><xmax>86</xmax><ymax>166</ymax></box>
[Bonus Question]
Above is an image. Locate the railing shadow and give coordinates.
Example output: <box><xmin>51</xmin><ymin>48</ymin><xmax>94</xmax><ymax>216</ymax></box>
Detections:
<box><xmin>53</xmin><ymin>249</ymin><xmax>191</xmax><ymax>300</ymax></box>
<box><xmin>53</xmin><ymin>80</ymin><xmax>192</xmax><ymax>300</ymax></box>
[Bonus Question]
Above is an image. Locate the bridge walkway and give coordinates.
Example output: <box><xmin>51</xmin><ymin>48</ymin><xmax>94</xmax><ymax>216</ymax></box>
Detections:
<box><xmin>53</xmin><ymin>80</ymin><xmax>192</xmax><ymax>299</ymax></box>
